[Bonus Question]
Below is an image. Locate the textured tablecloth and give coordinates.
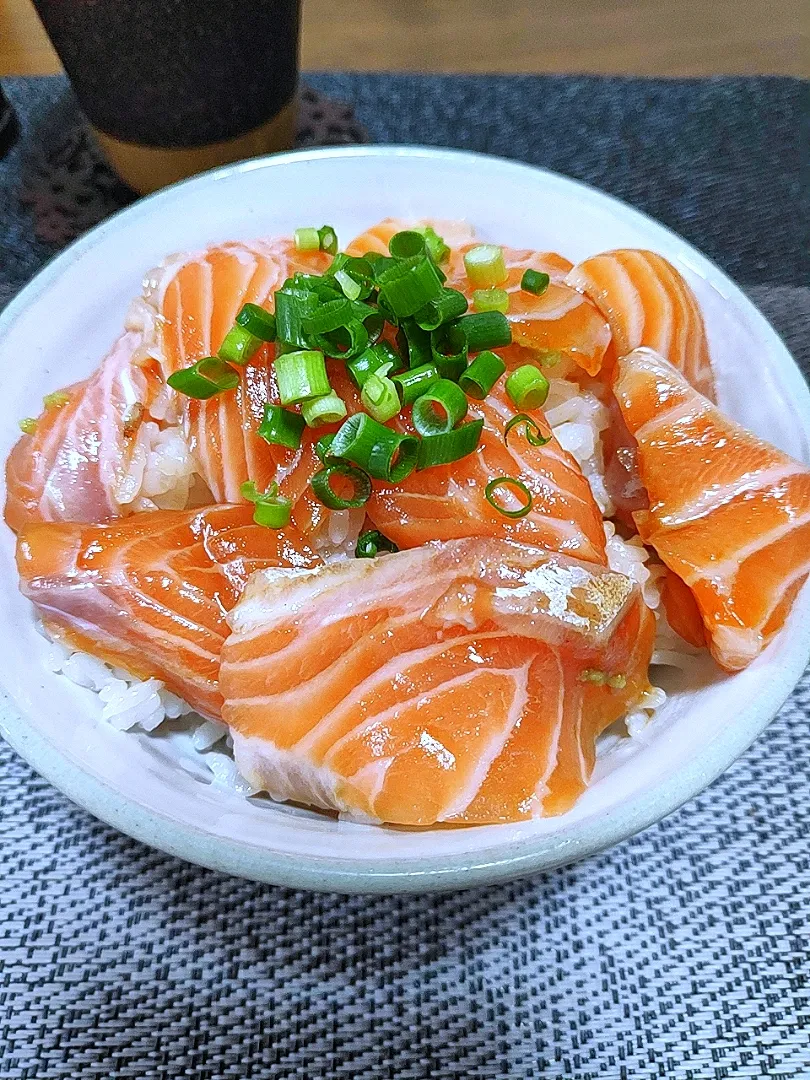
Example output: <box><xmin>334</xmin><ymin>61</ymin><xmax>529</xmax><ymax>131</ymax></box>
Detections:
<box><xmin>1</xmin><ymin>75</ymin><xmax>808</xmax><ymax>1080</ymax></box>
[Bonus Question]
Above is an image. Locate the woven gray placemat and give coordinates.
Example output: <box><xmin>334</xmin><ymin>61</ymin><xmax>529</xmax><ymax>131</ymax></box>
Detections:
<box><xmin>1</xmin><ymin>75</ymin><xmax>809</xmax><ymax>1080</ymax></box>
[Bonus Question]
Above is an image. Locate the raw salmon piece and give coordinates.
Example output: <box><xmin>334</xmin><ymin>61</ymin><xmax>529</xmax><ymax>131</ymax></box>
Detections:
<box><xmin>17</xmin><ymin>505</ymin><xmax>320</xmax><ymax>718</ymax></box>
<box><xmin>565</xmin><ymin>249</ymin><xmax>715</xmax><ymax>397</ymax></box>
<box><xmin>139</xmin><ymin>240</ymin><xmax>295</xmax><ymax>504</ymax></box>
<box><xmin>614</xmin><ymin>348</ymin><xmax>810</xmax><ymax>670</ymax></box>
<box><xmin>5</xmin><ymin>331</ymin><xmax>162</xmax><ymax>533</ymax></box>
<box><xmin>566</xmin><ymin>250</ymin><xmax>715</xmax><ymax>525</ymax></box>
<box><xmin>367</xmin><ymin>382</ymin><xmax>608</xmax><ymax>565</ymax></box>
<box><xmin>221</xmin><ymin>538</ymin><xmax>654</xmax><ymax>824</ymax></box>
<box><xmin>446</xmin><ymin>245</ymin><xmax>612</xmax><ymax>376</ymax></box>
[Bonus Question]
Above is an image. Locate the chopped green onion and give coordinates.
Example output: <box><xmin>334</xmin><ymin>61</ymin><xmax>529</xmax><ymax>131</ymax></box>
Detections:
<box><xmin>258</xmin><ymin>404</ymin><xmax>306</xmax><ymax>449</ymax></box>
<box><xmin>504</xmin><ymin>413</ymin><xmax>551</xmax><ymax>448</ymax></box>
<box><xmin>378</xmin><ymin>256</ymin><xmax>444</xmax><ymax>319</ymax></box>
<box><xmin>361</xmin><ymin>364</ymin><xmax>401</xmax><ymax>423</ymax></box>
<box><xmin>348</xmin><ymin>341</ymin><xmax>403</xmax><ymax>389</ymax></box>
<box><xmin>356</xmin><ymin>530</ymin><xmax>399</xmax><ymax>558</ymax></box>
<box><xmin>294</xmin><ymin>227</ymin><xmax>320</xmax><ymax>252</ymax></box>
<box><xmin>464</xmin><ymin>244</ymin><xmax>507</xmax><ymax>288</ymax></box>
<box><xmin>312</xmin><ymin>319</ymin><xmax>370</xmax><ymax>361</ymax></box>
<box><xmin>303</xmin><ymin>298</ymin><xmax>353</xmax><ymax>335</ymax></box>
<box><xmin>317</xmin><ymin>225</ymin><xmax>338</xmax><ymax>255</ymax></box>
<box><xmin>301</xmin><ymin>391</ymin><xmax>347</xmax><ymax>427</ymax></box>
<box><xmin>417</xmin><ymin>419</ymin><xmax>484</xmax><ymax>470</ymax></box>
<box><xmin>472</xmin><ymin>288</ymin><xmax>509</xmax><ymax>314</ymax></box>
<box><xmin>328</xmin><ymin>254</ymin><xmax>375</xmax><ymax>299</ymax></box>
<box><xmin>430</xmin><ymin>324</ymin><xmax>468</xmax><ymax>381</ymax></box>
<box><xmin>521</xmin><ymin>269</ymin><xmax>550</xmax><ymax>296</ymax></box>
<box><xmin>418</xmin><ymin>225</ymin><xmax>450</xmax><ymax>265</ymax></box>
<box><xmin>275</xmin><ymin>287</ymin><xmax>319</xmax><ymax>348</ymax></box>
<box><xmin>218</xmin><ymin>323</ymin><xmax>262</xmax><ymax>366</ymax></box>
<box><xmin>167</xmin><ymin>357</ymin><xmax>239</xmax><ymax>399</ymax></box>
<box><xmin>311</xmin><ymin>462</ymin><xmax>372</xmax><ymax>510</ymax></box>
<box><xmin>414</xmin><ymin>288</ymin><xmax>468</xmax><ymax>331</ymax></box>
<box><xmin>315</xmin><ymin>433</ymin><xmax>336</xmax><ymax>463</ymax></box>
<box><xmin>42</xmin><ymin>391</ymin><xmax>70</xmax><ymax>410</ymax></box>
<box><xmin>18</xmin><ymin>418</ymin><xmax>37</xmax><ymax>435</ymax></box>
<box><xmin>236</xmin><ymin>303</ymin><xmax>277</xmax><ymax>342</ymax></box>
<box><xmin>411</xmin><ymin>379</ymin><xmax>468</xmax><ymax>436</ymax></box>
<box><xmin>330</xmin><ymin>413</ymin><xmax>418</xmax><ymax>482</ymax></box>
<box><xmin>459</xmin><ymin>350</ymin><xmax>506</xmax><ymax>399</ymax></box>
<box><xmin>240</xmin><ymin>480</ymin><xmax>292</xmax><ymax>529</ymax></box>
<box><xmin>397</xmin><ymin>318</ymin><xmax>433</xmax><ymax>369</ymax></box>
<box><xmin>334</xmin><ymin>269</ymin><xmax>362</xmax><ymax>301</ymax></box>
<box><xmin>392</xmin><ymin>362</ymin><xmax>440</xmax><ymax>405</ymax></box>
<box><xmin>388</xmin><ymin>230</ymin><xmax>427</xmax><ymax>260</ymax></box>
<box><xmin>505</xmin><ymin>365</ymin><xmax>549</xmax><ymax>409</ymax></box>
<box><xmin>274</xmin><ymin>349</ymin><xmax>330</xmax><ymax>405</ymax></box>
<box><xmin>484</xmin><ymin>476</ymin><xmax>533</xmax><ymax>518</ymax></box>
<box><xmin>454</xmin><ymin>311</ymin><xmax>512</xmax><ymax>353</ymax></box>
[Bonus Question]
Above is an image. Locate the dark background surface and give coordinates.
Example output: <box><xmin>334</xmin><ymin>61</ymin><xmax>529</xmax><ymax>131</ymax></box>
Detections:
<box><xmin>1</xmin><ymin>74</ymin><xmax>808</xmax><ymax>1080</ymax></box>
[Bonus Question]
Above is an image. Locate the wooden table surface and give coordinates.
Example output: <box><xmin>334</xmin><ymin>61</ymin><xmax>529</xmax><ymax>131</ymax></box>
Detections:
<box><xmin>1</xmin><ymin>0</ymin><xmax>807</xmax><ymax>77</ymax></box>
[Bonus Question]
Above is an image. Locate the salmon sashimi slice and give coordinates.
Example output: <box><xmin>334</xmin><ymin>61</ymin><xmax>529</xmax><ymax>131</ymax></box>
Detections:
<box><xmin>4</xmin><ymin>331</ymin><xmax>171</xmax><ymax>533</ymax></box>
<box><xmin>613</xmin><ymin>348</ymin><xmax>810</xmax><ymax>671</ymax></box>
<box><xmin>565</xmin><ymin>249</ymin><xmax>715</xmax><ymax>397</ymax></box>
<box><xmin>221</xmin><ymin>538</ymin><xmax>655</xmax><ymax>824</ymax></box>
<box><xmin>17</xmin><ymin>505</ymin><xmax>320</xmax><ymax>718</ymax></box>
<box><xmin>366</xmin><ymin>382</ymin><xmax>608</xmax><ymax>565</ymax></box>
<box><xmin>446</xmin><ymin>245</ymin><xmax>612</xmax><ymax>377</ymax></box>
<box><xmin>565</xmin><ymin>250</ymin><xmax>715</xmax><ymax>525</ymax></box>
<box><xmin>137</xmin><ymin>240</ymin><xmax>294</xmax><ymax>505</ymax></box>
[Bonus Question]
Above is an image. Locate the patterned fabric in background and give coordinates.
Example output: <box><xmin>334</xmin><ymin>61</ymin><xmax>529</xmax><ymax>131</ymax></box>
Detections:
<box><xmin>0</xmin><ymin>74</ymin><xmax>809</xmax><ymax>1080</ymax></box>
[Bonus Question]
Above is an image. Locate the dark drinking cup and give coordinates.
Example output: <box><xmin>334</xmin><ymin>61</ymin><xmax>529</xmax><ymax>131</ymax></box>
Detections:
<box><xmin>32</xmin><ymin>0</ymin><xmax>300</xmax><ymax>193</ymax></box>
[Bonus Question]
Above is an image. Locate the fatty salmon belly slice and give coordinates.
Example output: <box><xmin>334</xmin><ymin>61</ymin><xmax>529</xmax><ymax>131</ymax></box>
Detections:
<box><xmin>367</xmin><ymin>383</ymin><xmax>608</xmax><ymax>565</ymax></box>
<box><xmin>16</xmin><ymin>505</ymin><xmax>320</xmax><ymax>718</ymax></box>
<box><xmin>4</xmin><ymin>331</ymin><xmax>160</xmax><ymax>533</ymax></box>
<box><xmin>220</xmin><ymin>537</ymin><xmax>654</xmax><ymax>825</ymax></box>
<box><xmin>135</xmin><ymin>239</ymin><xmax>332</xmax><ymax>506</ymax></box>
<box><xmin>614</xmin><ymin>348</ymin><xmax>810</xmax><ymax>671</ymax></box>
<box><xmin>565</xmin><ymin>249</ymin><xmax>715</xmax><ymax>398</ymax></box>
<box><xmin>445</xmin><ymin>245</ymin><xmax>612</xmax><ymax>377</ymax></box>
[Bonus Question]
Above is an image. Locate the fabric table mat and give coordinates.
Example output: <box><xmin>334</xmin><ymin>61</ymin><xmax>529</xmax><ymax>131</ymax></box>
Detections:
<box><xmin>0</xmin><ymin>74</ymin><xmax>808</xmax><ymax>1080</ymax></box>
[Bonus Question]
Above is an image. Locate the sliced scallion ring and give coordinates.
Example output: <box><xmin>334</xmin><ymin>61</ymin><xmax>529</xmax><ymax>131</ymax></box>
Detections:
<box><xmin>472</xmin><ymin>288</ymin><xmax>509</xmax><ymax>314</ymax></box>
<box><xmin>348</xmin><ymin>341</ymin><xmax>403</xmax><ymax>389</ymax></box>
<box><xmin>416</xmin><ymin>419</ymin><xmax>484</xmax><ymax>470</ymax></box>
<box><xmin>301</xmin><ymin>391</ymin><xmax>347</xmax><ymax>427</ymax></box>
<box><xmin>521</xmin><ymin>269</ymin><xmax>550</xmax><ymax>296</ymax></box>
<box><xmin>463</xmin><ymin>244</ymin><xmax>507</xmax><ymax>288</ymax></box>
<box><xmin>378</xmin><ymin>256</ymin><xmax>444</xmax><ymax>319</ymax></box>
<box><xmin>218</xmin><ymin>323</ymin><xmax>262</xmax><ymax>366</ymax></box>
<box><xmin>355</xmin><ymin>530</ymin><xmax>399</xmax><ymax>558</ymax></box>
<box><xmin>411</xmin><ymin>380</ymin><xmax>469</xmax><ymax>436</ymax></box>
<box><xmin>484</xmin><ymin>476</ymin><xmax>533</xmax><ymax>518</ymax></box>
<box><xmin>330</xmin><ymin>413</ymin><xmax>418</xmax><ymax>482</ymax></box>
<box><xmin>392</xmin><ymin>363</ymin><xmax>440</xmax><ymax>405</ymax></box>
<box><xmin>388</xmin><ymin>230</ymin><xmax>427</xmax><ymax>260</ymax></box>
<box><xmin>311</xmin><ymin>463</ymin><xmax>372</xmax><ymax>510</ymax></box>
<box><xmin>294</xmin><ymin>226</ymin><xmax>320</xmax><ymax>252</ymax></box>
<box><xmin>258</xmin><ymin>404</ymin><xmax>306</xmax><ymax>449</ymax></box>
<box><xmin>315</xmin><ymin>433</ymin><xmax>337</xmax><ymax>464</ymax></box>
<box><xmin>505</xmin><ymin>365</ymin><xmax>550</xmax><ymax>409</ymax></box>
<box><xmin>459</xmin><ymin>350</ymin><xmax>506</xmax><ymax>399</ymax></box>
<box><xmin>240</xmin><ymin>480</ymin><xmax>293</xmax><ymax>529</ymax></box>
<box><xmin>503</xmin><ymin>413</ymin><xmax>551</xmax><ymax>448</ymax></box>
<box><xmin>167</xmin><ymin>357</ymin><xmax>239</xmax><ymax>399</ymax></box>
<box><xmin>274</xmin><ymin>350</ymin><xmax>330</xmax><ymax>405</ymax></box>
<box><xmin>361</xmin><ymin>364</ymin><xmax>401</xmax><ymax>423</ymax></box>
<box><xmin>236</xmin><ymin>303</ymin><xmax>277</xmax><ymax>342</ymax></box>
<box><xmin>414</xmin><ymin>288</ymin><xmax>468</xmax><ymax>331</ymax></box>
<box><xmin>317</xmin><ymin>225</ymin><xmax>338</xmax><ymax>255</ymax></box>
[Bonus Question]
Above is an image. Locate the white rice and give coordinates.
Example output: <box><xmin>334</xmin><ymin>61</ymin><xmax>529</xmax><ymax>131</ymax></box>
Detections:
<box><xmin>44</xmin><ymin>372</ymin><xmax>700</xmax><ymax>792</ymax></box>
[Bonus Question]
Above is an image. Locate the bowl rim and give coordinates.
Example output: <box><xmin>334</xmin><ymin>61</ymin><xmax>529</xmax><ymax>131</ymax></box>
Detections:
<box><xmin>1</xmin><ymin>143</ymin><xmax>809</xmax><ymax>894</ymax></box>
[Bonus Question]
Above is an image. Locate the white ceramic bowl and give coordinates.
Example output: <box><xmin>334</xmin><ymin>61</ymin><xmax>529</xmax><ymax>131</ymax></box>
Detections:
<box><xmin>1</xmin><ymin>146</ymin><xmax>808</xmax><ymax>893</ymax></box>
